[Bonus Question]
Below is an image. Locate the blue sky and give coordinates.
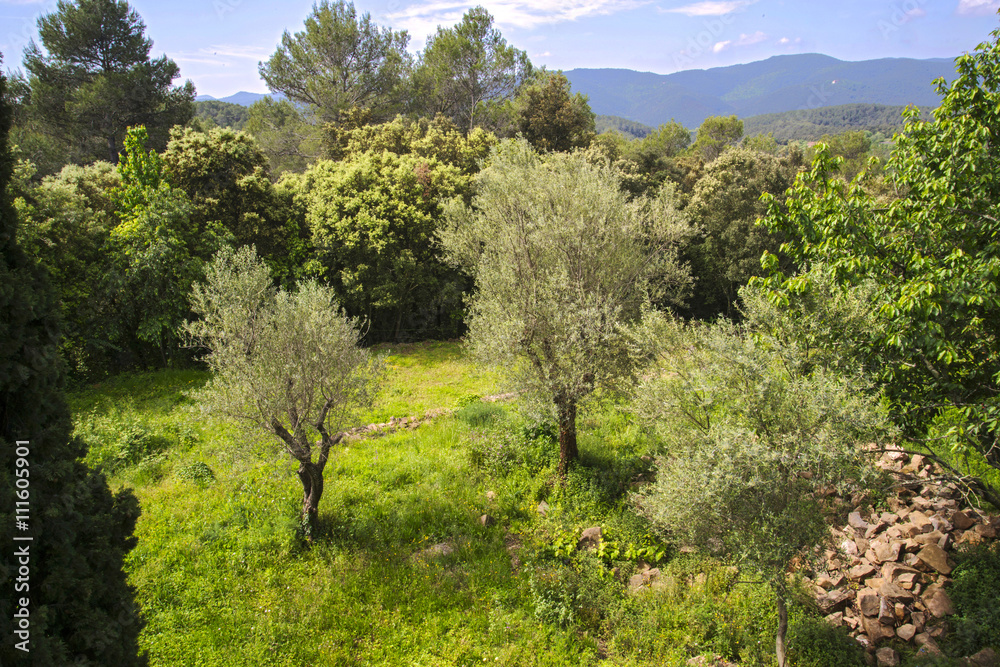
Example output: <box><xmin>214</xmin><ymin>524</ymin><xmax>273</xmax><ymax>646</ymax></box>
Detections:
<box><xmin>2</xmin><ymin>0</ymin><xmax>998</xmax><ymax>98</ymax></box>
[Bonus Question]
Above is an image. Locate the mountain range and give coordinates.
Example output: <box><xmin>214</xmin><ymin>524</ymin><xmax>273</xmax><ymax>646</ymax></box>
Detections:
<box><xmin>196</xmin><ymin>53</ymin><xmax>958</xmax><ymax>131</ymax></box>
<box><xmin>195</xmin><ymin>91</ymin><xmax>281</xmax><ymax>106</ymax></box>
<box><xmin>564</xmin><ymin>53</ymin><xmax>956</xmax><ymax>129</ymax></box>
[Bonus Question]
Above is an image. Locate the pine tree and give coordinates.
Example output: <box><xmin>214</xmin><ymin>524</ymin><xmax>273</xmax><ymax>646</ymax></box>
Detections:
<box><xmin>22</xmin><ymin>0</ymin><xmax>193</xmax><ymax>167</ymax></box>
<box><xmin>0</xmin><ymin>66</ymin><xmax>145</xmax><ymax>666</ymax></box>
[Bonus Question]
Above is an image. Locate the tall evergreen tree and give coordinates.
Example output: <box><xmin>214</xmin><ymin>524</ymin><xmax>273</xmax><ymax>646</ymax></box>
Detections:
<box><xmin>258</xmin><ymin>0</ymin><xmax>410</xmax><ymax>123</ymax></box>
<box><xmin>0</xmin><ymin>65</ymin><xmax>145</xmax><ymax>665</ymax></box>
<box><xmin>22</xmin><ymin>0</ymin><xmax>193</xmax><ymax>167</ymax></box>
<box><xmin>415</xmin><ymin>7</ymin><xmax>532</xmax><ymax>134</ymax></box>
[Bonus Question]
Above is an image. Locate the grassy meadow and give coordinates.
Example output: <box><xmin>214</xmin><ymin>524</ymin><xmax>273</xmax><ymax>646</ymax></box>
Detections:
<box><xmin>68</xmin><ymin>342</ymin><xmax>869</xmax><ymax>667</ymax></box>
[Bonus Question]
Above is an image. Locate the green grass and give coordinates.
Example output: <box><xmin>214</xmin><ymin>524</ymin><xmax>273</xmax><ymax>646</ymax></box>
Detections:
<box><xmin>68</xmin><ymin>341</ymin><xmax>862</xmax><ymax>667</ymax></box>
<box><xmin>366</xmin><ymin>340</ymin><xmax>500</xmax><ymax>422</ymax></box>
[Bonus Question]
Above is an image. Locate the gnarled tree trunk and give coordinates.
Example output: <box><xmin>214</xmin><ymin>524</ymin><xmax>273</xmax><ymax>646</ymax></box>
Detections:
<box><xmin>297</xmin><ymin>459</ymin><xmax>324</xmax><ymax>538</ymax></box>
<box><xmin>775</xmin><ymin>589</ymin><xmax>789</xmax><ymax>667</ymax></box>
<box><xmin>556</xmin><ymin>395</ymin><xmax>578</xmax><ymax>476</ymax></box>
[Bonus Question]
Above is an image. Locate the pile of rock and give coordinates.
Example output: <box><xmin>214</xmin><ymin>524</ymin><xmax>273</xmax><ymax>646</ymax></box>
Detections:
<box><xmin>807</xmin><ymin>447</ymin><xmax>999</xmax><ymax>665</ymax></box>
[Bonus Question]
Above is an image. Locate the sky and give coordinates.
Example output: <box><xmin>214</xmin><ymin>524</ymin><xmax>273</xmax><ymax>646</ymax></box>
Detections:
<box><xmin>1</xmin><ymin>0</ymin><xmax>998</xmax><ymax>99</ymax></box>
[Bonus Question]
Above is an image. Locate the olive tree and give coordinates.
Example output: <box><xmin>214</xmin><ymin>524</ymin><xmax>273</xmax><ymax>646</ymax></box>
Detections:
<box><xmin>632</xmin><ymin>301</ymin><xmax>891</xmax><ymax>666</ymax></box>
<box><xmin>440</xmin><ymin>139</ymin><xmax>693</xmax><ymax>474</ymax></box>
<box><xmin>184</xmin><ymin>246</ymin><xmax>382</xmax><ymax>536</ymax></box>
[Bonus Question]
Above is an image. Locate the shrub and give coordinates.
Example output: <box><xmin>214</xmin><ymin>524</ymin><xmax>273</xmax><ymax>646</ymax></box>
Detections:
<box><xmin>454</xmin><ymin>399</ymin><xmax>505</xmax><ymax>427</ymax></box>
<box><xmin>948</xmin><ymin>541</ymin><xmax>1000</xmax><ymax>655</ymax></box>
<box><xmin>177</xmin><ymin>461</ymin><xmax>216</xmax><ymax>487</ymax></box>
<box><xmin>76</xmin><ymin>406</ymin><xmax>169</xmax><ymax>474</ymax></box>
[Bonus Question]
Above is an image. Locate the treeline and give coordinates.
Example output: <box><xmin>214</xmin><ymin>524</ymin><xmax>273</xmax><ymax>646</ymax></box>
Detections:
<box><xmin>3</xmin><ymin>0</ymin><xmax>901</xmax><ymax>381</ymax></box>
<box><xmin>194</xmin><ymin>100</ymin><xmax>249</xmax><ymax>131</ymax></box>
<box><xmin>595</xmin><ymin>114</ymin><xmax>654</xmax><ymax>138</ymax></box>
<box><xmin>742</xmin><ymin>103</ymin><xmax>934</xmax><ymax>142</ymax></box>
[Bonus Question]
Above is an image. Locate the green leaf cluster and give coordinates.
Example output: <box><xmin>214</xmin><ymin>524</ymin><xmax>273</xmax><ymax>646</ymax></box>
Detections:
<box><xmin>757</xmin><ymin>25</ymin><xmax>1000</xmax><ymax>504</ymax></box>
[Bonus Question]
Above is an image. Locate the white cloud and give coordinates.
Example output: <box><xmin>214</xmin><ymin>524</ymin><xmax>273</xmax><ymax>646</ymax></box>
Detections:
<box><xmin>956</xmin><ymin>0</ymin><xmax>999</xmax><ymax>15</ymax></box>
<box><xmin>386</xmin><ymin>0</ymin><xmax>648</xmax><ymax>44</ymax></box>
<box><xmin>712</xmin><ymin>30</ymin><xmax>766</xmax><ymax>52</ymax></box>
<box><xmin>661</xmin><ymin>0</ymin><xmax>755</xmax><ymax>16</ymax></box>
<box><xmin>777</xmin><ymin>36</ymin><xmax>803</xmax><ymax>46</ymax></box>
<box><xmin>173</xmin><ymin>45</ymin><xmax>272</xmax><ymax>70</ymax></box>
<box><xmin>206</xmin><ymin>44</ymin><xmax>272</xmax><ymax>61</ymax></box>
<box><xmin>906</xmin><ymin>7</ymin><xmax>927</xmax><ymax>18</ymax></box>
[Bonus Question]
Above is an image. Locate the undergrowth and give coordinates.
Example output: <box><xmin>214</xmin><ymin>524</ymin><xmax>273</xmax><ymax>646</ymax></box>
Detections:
<box><xmin>67</xmin><ymin>342</ymin><xmax>892</xmax><ymax>666</ymax></box>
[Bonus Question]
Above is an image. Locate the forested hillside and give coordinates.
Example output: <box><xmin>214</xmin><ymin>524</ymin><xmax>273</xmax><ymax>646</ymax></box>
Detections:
<box><xmin>595</xmin><ymin>114</ymin><xmax>654</xmax><ymax>138</ymax></box>
<box><xmin>566</xmin><ymin>54</ymin><xmax>954</xmax><ymax>128</ymax></box>
<box><xmin>3</xmin><ymin>1</ymin><xmax>999</xmax><ymax>665</ymax></box>
<box><xmin>194</xmin><ymin>100</ymin><xmax>249</xmax><ymax>130</ymax></box>
<box><xmin>742</xmin><ymin>103</ymin><xmax>935</xmax><ymax>142</ymax></box>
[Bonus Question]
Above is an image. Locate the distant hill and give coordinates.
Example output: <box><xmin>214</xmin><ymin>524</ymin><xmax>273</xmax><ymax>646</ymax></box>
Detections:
<box><xmin>195</xmin><ymin>91</ymin><xmax>283</xmax><ymax>106</ymax></box>
<box><xmin>742</xmin><ymin>103</ymin><xmax>936</xmax><ymax>143</ymax></box>
<box><xmin>595</xmin><ymin>115</ymin><xmax>654</xmax><ymax>139</ymax></box>
<box><xmin>566</xmin><ymin>54</ymin><xmax>955</xmax><ymax>129</ymax></box>
<box><xmin>194</xmin><ymin>100</ymin><xmax>250</xmax><ymax>130</ymax></box>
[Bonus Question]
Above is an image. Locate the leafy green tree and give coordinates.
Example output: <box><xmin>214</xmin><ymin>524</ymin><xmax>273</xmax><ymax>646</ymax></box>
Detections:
<box><xmin>296</xmin><ymin>150</ymin><xmax>467</xmax><ymax>340</ymax></box>
<box><xmin>13</xmin><ymin>160</ymin><xmax>120</xmax><ymax>375</ymax></box>
<box><xmin>756</xmin><ymin>27</ymin><xmax>1000</xmax><ymax>506</ymax></box>
<box><xmin>692</xmin><ymin>114</ymin><xmax>743</xmax><ymax>162</ymax></box>
<box><xmin>162</xmin><ymin>126</ymin><xmax>310</xmax><ymax>284</ymax></box>
<box><xmin>108</xmin><ymin>126</ymin><xmax>229</xmax><ymax>366</ymax></box>
<box><xmin>258</xmin><ymin>0</ymin><xmax>410</xmax><ymax>123</ymax></box>
<box><xmin>416</xmin><ymin>6</ymin><xmax>532</xmax><ymax>134</ymax></box>
<box><xmin>632</xmin><ymin>308</ymin><xmax>888</xmax><ymax>667</ymax></box>
<box><xmin>619</xmin><ymin>120</ymin><xmax>695</xmax><ymax>196</ymax></box>
<box><xmin>514</xmin><ymin>70</ymin><xmax>595</xmax><ymax>152</ymax></box>
<box><xmin>193</xmin><ymin>100</ymin><xmax>249</xmax><ymax>130</ymax></box>
<box><xmin>809</xmin><ymin>130</ymin><xmax>874</xmax><ymax>180</ymax></box>
<box><xmin>440</xmin><ymin>139</ymin><xmax>694</xmax><ymax>474</ymax></box>
<box><xmin>0</xmin><ymin>66</ymin><xmax>144</xmax><ymax>667</ymax></box>
<box><xmin>22</xmin><ymin>0</ymin><xmax>193</xmax><ymax>167</ymax></box>
<box><xmin>742</xmin><ymin>132</ymin><xmax>779</xmax><ymax>155</ymax></box>
<box><xmin>184</xmin><ymin>246</ymin><xmax>382</xmax><ymax>537</ymax></box>
<box><xmin>325</xmin><ymin>112</ymin><xmax>496</xmax><ymax>176</ymax></box>
<box><xmin>684</xmin><ymin>147</ymin><xmax>793</xmax><ymax>318</ymax></box>
<box><xmin>244</xmin><ymin>97</ymin><xmax>324</xmax><ymax>174</ymax></box>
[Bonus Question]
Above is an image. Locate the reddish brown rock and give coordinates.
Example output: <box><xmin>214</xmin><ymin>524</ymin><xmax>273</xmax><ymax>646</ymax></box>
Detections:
<box><xmin>817</xmin><ymin>573</ymin><xmax>844</xmax><ymax>589</ymax></box>
<box><xmin>897</xmin><ymin>623</ymin><xmax>917</xmax><ymax>641</ymax></box>
<box><xmin>880</xmin><ymin>580</ymin><xmax>915</xmax><ymax>602</ymax></box>
<box><xmin>863</xmin><ymin>614</ymin><xmax>897</xmax><ymax>643</ymax></box>
<box><xmin>817</xmin><ymin>589</ymin><xmax>853</xmax><ymax>614</ymax></box>
<box><xmin>859</xmin><ymin>590</ymin><xmax>881</xmax><ymax>617</ymax></box>
<box><xmin>879</xmin><ymin>597</ymin><xmax>895</xmax><ymax>626</ymax></box>
<box><xmin>917</xmin><ymin>544</ymin><xmax>954</xmax><ymax>575</ymax></box>
<box><xmin>965</xmin><ymin>647</ymin><xmax>998</xmax><ymax>667</ymax></box>
<box><xmin>873</xmin><ymin>540</ymin><xmax>902</xmax><ymax>563</ymax></box>
<box><xmin>908</xmin><ymin>511</ymin><xmax>934</xmax><ymax>533</ymax></box>
<box><xmin>841</xmin><ymin>539</ymin><xmax>860</xmax><ymax>557</ymax></box>
<box><xmin>975</xmin><ymin>522</ymin><xmax>997</xmax><ymax>539</ymax></box>
<box><xmin>924</xmin><ymin>587</ymin><xmax>955</xmax><ymax>617</ymax></box>
<box><xmin>850</xmin><ymin>563</ymin><xmax>878</xmax><ymax>581</ymax></box>
<box><xmin>577</xmin><ymin>526</ymin><xmax>602</xmax><ymax>550</ymax></box>
<box><xmin>876</xmin><ymin>647</ymin><xmax>900</xmax><ymax>667</ymax></box>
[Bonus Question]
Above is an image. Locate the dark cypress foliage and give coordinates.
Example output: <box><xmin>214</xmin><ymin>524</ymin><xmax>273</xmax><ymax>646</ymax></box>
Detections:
<box><xmin>0</xmin><ymin>66</ymin><xmax>145</xmax><ymax>665</ymax></box>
